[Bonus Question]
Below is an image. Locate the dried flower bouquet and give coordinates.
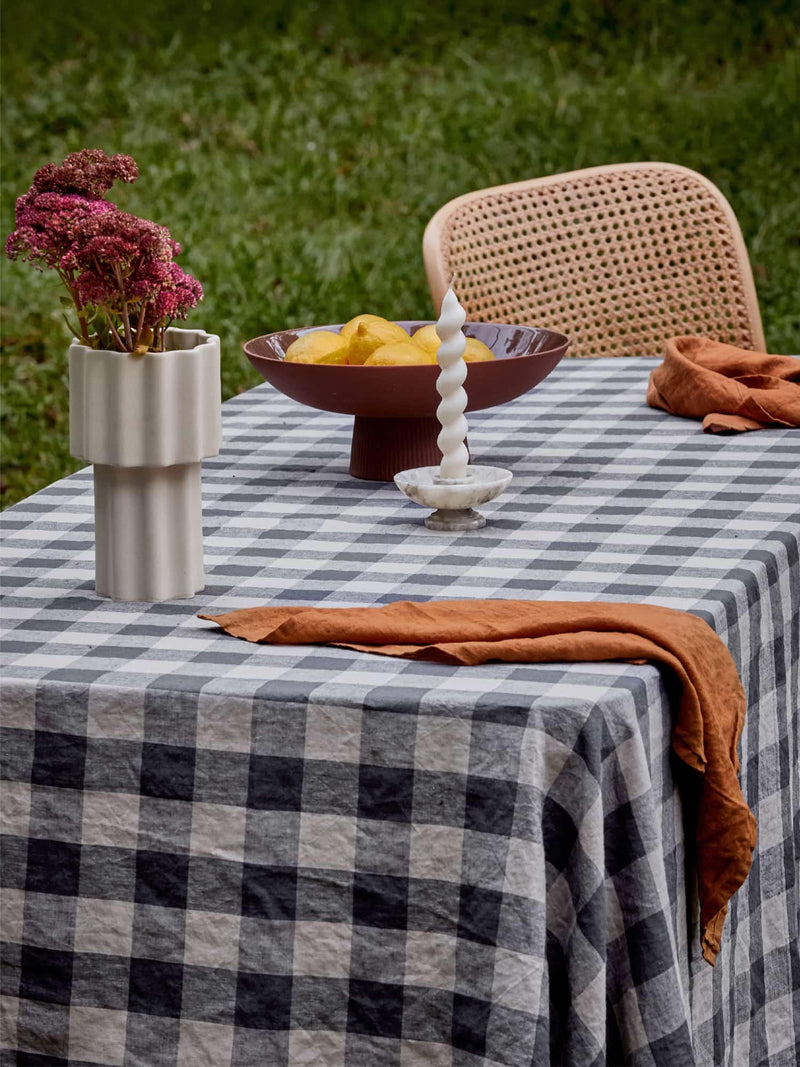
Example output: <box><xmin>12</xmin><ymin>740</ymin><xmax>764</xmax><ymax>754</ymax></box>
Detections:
<box><xmin>5</xmin><ymin>149</ymin><xmax>202</xmax><ymax>354</ymax></box>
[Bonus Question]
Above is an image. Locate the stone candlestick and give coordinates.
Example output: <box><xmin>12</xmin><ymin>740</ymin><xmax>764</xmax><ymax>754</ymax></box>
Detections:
<box><xmin>394</xmin><ymin>284</ymin><xmax>512</xmax><ymax>530</ymax></box>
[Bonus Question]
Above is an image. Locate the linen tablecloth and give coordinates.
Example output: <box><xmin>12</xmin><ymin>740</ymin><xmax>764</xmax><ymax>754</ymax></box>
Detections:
<box><xmin>1</xmin><ymin>358</ymin><xmax>798</xmax><ymax>1067</ymax></box>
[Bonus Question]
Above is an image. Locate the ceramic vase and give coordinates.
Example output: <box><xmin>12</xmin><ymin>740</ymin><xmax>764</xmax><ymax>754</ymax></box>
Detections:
<box><xmin>69</xmin><ymin>327</ymin><xmax>221</xmax><ymax>602</ymax></box>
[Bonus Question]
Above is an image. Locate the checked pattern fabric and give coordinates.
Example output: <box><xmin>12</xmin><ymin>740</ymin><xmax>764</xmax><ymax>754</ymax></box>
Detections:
<box><xmin>1</xmin><ymin>358</ymin><xmax>798</xmax><ymax>1067</ymax></box>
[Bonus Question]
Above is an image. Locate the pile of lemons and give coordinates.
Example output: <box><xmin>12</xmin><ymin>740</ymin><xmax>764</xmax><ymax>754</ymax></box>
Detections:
<box><xmin>284</xmin><ymin>314</ymin><xmax>495</xmax><ymax>366</ymax></box>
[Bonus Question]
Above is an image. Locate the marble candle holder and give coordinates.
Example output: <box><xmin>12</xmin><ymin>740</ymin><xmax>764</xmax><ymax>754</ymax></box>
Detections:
<box><xmin>394</xmin><ymin>465</ymin><xmax>513</xmax><ymax>530</ymax></box>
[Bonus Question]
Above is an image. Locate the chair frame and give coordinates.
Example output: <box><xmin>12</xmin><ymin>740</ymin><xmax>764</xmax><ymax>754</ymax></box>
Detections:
<box><xmin>423</xmin><ymin>161</ymin><xmax>765</xmax><ymax>354</ymax></box>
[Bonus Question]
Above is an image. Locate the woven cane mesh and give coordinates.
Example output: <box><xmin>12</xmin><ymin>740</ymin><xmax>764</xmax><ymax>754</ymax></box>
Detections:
<box><xmin>432</xmin><ymin>165</ymin><xmax>762</xmax><ymax>357</ymax></box>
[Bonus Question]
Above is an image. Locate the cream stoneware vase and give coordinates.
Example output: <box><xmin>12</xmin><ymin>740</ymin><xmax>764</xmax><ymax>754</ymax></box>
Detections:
<box><xmin>69</xmin><ymin>327</ymin><xmax>221</xmax><ymax>602</ymax></box>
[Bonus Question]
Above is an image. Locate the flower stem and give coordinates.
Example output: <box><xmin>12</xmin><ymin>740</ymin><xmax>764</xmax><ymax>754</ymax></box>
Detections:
<box><xmin>101</xmin><ymin>306</ymin><xmax>125</xmax><ymax>351</ymax></box>
<box><xmin>113</xmin><ymin>262</ymin><xmax>133</xmax><ymax>349</ymax></box>
<box><xmin>134</xmin><ymin>302</ymin><xmax>147</xmax><ymax>349</ymax></box>
<box><xmin>57</xmin><ymin>269</ymin><xmax>91</xmax><ymax>344</ymax></box>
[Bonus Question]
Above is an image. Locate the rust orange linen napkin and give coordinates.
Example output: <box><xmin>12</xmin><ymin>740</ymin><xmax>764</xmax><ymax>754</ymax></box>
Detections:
<box><xmin>200</xmin><ymin>598</ymin><xmax>757</xmax><ymax>965</ymax></box>
<box><xmin>647</xmin><ymin>336</ymin><xmax>800</xmax><ymax>432</ymax></box>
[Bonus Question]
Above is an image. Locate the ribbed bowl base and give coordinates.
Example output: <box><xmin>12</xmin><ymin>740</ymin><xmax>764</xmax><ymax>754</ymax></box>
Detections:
<box><xmin>350</xmin><ymin>416</ymin><xmax>466</xmax><ymax>481</ymax></box>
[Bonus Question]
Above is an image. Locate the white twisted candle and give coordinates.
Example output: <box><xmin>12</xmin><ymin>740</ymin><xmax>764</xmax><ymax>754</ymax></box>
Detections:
<box><xmin>434</xmin><ymin>285</ymin><xmax>469</xmax><ymax>482</ymax></box>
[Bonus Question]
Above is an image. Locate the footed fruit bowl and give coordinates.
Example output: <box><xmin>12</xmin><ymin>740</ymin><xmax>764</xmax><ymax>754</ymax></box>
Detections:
<box><xmin>243</xmin><ymin>321</ymin><xmax>569</xmax><ymax>481</ymax></box>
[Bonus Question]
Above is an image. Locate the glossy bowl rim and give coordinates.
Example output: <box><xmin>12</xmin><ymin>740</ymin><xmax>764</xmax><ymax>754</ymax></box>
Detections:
<box><xmin>242</xmin><ymin>320</ymin><xmax>570</xmax><ymax>366</ymax></box>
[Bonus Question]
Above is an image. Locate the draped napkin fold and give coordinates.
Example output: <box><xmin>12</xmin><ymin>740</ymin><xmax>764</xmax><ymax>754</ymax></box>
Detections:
<box><xmin>199</xmin><ymin>598</ymin><xmax>757</xmax><ymax>965</ymax></box>
<box><xmin>647</xmin><ymin>336</ymin><xmax>800</xmax><ymax>432</ymax></box>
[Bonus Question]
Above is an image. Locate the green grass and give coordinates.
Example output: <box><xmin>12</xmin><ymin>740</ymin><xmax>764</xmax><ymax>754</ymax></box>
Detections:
<box><xmin>2</xmin><ymin>1</ymin><xmax>798</xmax><ymax>508</ymax></box>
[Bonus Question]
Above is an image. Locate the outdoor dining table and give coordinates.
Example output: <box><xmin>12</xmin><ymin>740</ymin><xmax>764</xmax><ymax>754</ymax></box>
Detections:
<box><xmin>1</xmin><ymin>356</ymin><xmax>798</xmax><ymax>1067</ymax></box>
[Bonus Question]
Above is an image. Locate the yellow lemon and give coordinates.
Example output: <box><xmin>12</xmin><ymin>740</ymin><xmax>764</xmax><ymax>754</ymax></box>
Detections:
<box><xmin>411</xmin><ymin>323</ymin><xmax>441</xmax><ymax>358</ymax></box>
<box><xmin>463</xmin><ymin>337</ymin><xmax>495</xmax><ymax>362</ymax></box>
<box><xmin>284</xmin><ymin>331</ymin><xmax>349</xmax><ymax>364</ymax></box>
<box><xmin>347</xmin><ymin>320</ymin><xmax>410</xmax><ymax>365</ymax></box>
<box><xmin>339</xmin><ymin>314</ymin><xmax>389</xmax><ymax>343</ymax></box>
<box><xmin>412</xmin><ymin>326</ymin><xmax>495</xmax><ymax>363</ymax></box>
<box><xmin>363</xmin><ymin>342</ymin><xmax>436</xmax><ymax>366</ymax></box>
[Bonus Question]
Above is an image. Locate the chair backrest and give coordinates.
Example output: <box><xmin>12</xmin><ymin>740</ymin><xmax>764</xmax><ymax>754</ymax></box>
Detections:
<box><xmin>423</xmin><ymin>162</ymin><xmax>765</xmax><ymax>357</ymax></box>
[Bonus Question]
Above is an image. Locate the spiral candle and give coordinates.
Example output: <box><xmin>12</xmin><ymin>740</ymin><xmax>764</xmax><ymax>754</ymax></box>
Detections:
<box><xmin>434</xmin><ymin>285</ymin><xmax>469</xmax><ymax>482</ymax></box>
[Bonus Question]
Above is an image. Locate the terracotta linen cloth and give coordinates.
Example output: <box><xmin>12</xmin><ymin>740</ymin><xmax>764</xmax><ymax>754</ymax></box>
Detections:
<box><xmin>647</xmin><ymin>335</ymin><xmax>800</xmax><ymax>432</ymax></box>
<box><xmin>201</xmin><ymin>598</ymin><xmax>757</xmax><ymax>965</ymax></box>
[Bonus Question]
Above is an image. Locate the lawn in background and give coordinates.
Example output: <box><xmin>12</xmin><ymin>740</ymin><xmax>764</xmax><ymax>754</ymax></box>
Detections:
<box><xmin>1</xmin><ymin>0</ymin><xmax>798</xmax><ymax>507</ymax></box>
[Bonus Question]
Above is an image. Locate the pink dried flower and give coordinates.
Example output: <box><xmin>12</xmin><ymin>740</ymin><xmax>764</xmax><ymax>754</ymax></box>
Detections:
<box><xmin>147</xmin><ymin>263</ymin><xmax>204</xmax><ymax>324</ymax></box>
<box><xmin>5</xmin><ymin>192</ymin><xmax>117</xmax><ymax>270</ymax></box>
<box><xmin>31</xmin><ymin>149</ymin><xmax>138</xmax><ymax>199</ymax></box>
<box><xmin>123</xmin><ymin>258</ymin><xmax>173</xmax><ymax>301</ymax></box>
<box><xmin>76</xmin><ymin>249</ymin><xmax>201</xmax><ymax>331</ymax></box>
<box><xmin>64</xmin><ymin>211</ymin><xmax>176</xmax><ymax>273</ymax></box>
<box><xmin>76</xmin><ymin>257</ymin><xmax>177</xmax><ymax>308</ymax></box>
<box><xmin>73</xmin><ymin>266</ymin><xmax>119</xmax><ymax>307</ymax></box>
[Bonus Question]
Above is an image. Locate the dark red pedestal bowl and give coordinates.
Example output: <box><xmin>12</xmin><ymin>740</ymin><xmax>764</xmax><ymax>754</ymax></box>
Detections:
<box><xmin>243</xmin><ymin>321</ymin><xmax>569</xmax><ymax>480</ymax></box>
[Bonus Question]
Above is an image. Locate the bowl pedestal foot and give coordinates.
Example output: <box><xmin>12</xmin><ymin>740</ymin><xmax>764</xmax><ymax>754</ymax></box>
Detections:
<box><xmin>350</xmin><ymin>416</ymin><xmax>468</xmax><ymax>482</ymax></box>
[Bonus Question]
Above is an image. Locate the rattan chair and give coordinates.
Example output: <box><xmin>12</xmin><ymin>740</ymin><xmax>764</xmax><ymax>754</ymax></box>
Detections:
<box><xmin>423</xmin><ymin>162</ymin><xmax>765</xmax><ymax>357</ymax></box>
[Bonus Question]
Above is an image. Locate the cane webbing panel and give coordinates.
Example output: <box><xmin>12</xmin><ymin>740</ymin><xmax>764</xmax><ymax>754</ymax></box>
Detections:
<box><xmin>424</xmin><ymin>163</ymin><xmax>764</xmax><ymax>358</ymax></box>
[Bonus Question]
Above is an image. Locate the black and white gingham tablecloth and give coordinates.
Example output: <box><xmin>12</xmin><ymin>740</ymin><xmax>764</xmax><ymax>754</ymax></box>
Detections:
<box><xmin>1</xmin><ymin>358</ymin><xmax>798</xmax><ymax>1067</ymax></box>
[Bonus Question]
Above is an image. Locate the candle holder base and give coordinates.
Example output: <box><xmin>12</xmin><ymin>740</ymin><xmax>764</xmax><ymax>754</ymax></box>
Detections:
<box><xmin>425</xmin><ymin>507</ymin><xmax>486</xmax><ymax>531</ymax></box>
<box><xmin>394</xmin><ymin>465</ymin><xmax>512</xmax><ymax>532</ymax></box>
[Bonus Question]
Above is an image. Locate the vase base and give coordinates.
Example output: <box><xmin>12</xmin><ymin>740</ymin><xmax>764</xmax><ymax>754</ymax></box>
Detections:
<box><xmin>93</xmin><ymin>583</ymin><xmax>205</xmax><ymax>603</ymax></box>
<box><xmin>93</xmin><ymin>462</ymin><xmax>205</xmax><ymax>602</ymax></box>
